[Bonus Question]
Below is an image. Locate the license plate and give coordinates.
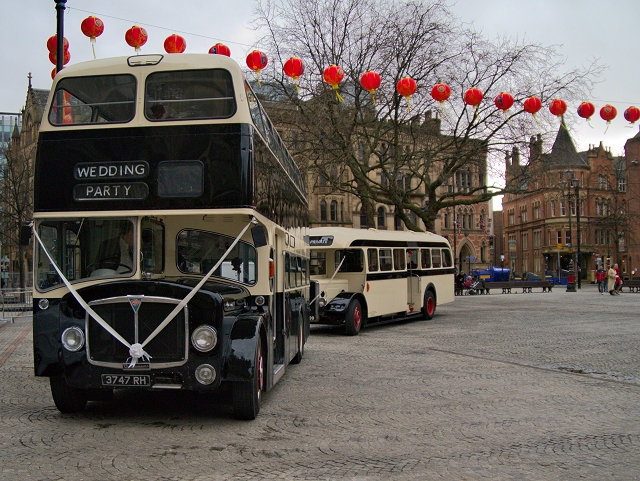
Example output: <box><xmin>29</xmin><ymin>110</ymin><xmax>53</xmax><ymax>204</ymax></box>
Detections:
<box><xmin>101</xmin><ymin>374</ymin><xmax>150</xmax><ymax>387</ymax></box>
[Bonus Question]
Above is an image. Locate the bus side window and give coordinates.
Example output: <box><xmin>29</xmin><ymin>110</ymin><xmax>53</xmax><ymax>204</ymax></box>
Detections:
<box><xmin>421</xmin><ymin>249</ymin><xmax>431</xmax><ymax>269</ymax></box>
<box><xmin>407</xmin><ymin>249</ymin><xmax>418</xmax><ymax>269</ymax></box>
<box><xmin>379</xmin><ymin>249</ymin><xmax>392</xmax><ymax>271</ymax></box>
<box><xmin>442</xmin><ymin>249</ymin><xmax>453</xmax><ymax>268</ymax></box>
<box><xmin>432</xmin><ymin>249</ymin><xmax>442</xmax><ymax>268</ymax></box>
<box><xmin>141</xmin><ymin>217</ymin><xmax>165</xmax><ymax>273</ymax></box>
<box><xmin>296</xmin><ymin>256</ymin><xmax>302</xmax><ymax>287</ymax></box>
<box><xmin>284</xmin><ymin>252</ymin><xmax>290</xmax><ymax>289</ymax></box>
<box><xmin>367</xmin><ymin>249</ymin><xmax>379</xmax><ymax>272</ymax></box>
<box><xmin>393</xmin><ymin>249</ymin><xmax>406</xmax><ymax>270</ymax></box>
<box><xmin>301</xmin><ymin>257</ymin><xmax>308</xmax><ymax>285</ymax></box>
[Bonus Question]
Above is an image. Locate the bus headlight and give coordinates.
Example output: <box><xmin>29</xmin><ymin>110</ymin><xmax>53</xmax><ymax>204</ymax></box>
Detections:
<box><xmin>195</xmin><ymin>364</ymin><xmax>216</xmax><ymax>385</ymax></box>
<box><xmin>38</xmin><ymin>298</ymin><xmax>50</xmax><ymax>310</ymax></box>
<box><xmin>318</xmin><ymin>297</ymin><xmax>327</xmax><ymax>308</ymax></box>
<box><xmin>191</xmin><ymin>325</ymin><xmax>217</xmax><ymax>352</ymax></box>
<box><xmin>61</xmin><ymin>326</ymin><xmax>85</xmax><ymax>352</ymax></box>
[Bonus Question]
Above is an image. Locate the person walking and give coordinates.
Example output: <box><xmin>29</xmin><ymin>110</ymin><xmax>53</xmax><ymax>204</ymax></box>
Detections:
<box><xmin>614</xmin><ymin>263</ymin><xmax>623</xmax><ymax>294</ymax></box>
<box><xmin>607</xmin><ymin>264</ymin><xmax>618</xmax><ymax>295</ymax></box>
<box><xmin>595</xmin><ymin>265</ymin><xmax>606</xmax><ymax>294</ymax></box>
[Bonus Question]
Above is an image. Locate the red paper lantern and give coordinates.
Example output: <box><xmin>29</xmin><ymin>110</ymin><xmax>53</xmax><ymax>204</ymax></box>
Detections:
<box><xmin>397</xmin><ymin>77</ymin><xmax>417</xmax><ymax>112</ymax></box>
<box><xmin>81</xmin><ymin>16</ymin><xmax>104</xmax><ymax>41</ymax></box>
<box><xmin>164</xmin><ymin>34</ymin><xmax>186</xmax><ymax>54</ymax></box>
<box><xmin>284</xmin><ymin>57</ymin><xmax>304</xmax><ymax>81</ymax></box>
<box><xmin>431</xmin><ymin>83</ymin><xmax>451</xmax><ymax>103</ymax></box>
<box><xmin>323</xmin><ymin>64</ymin><xmax>344</xmax><ymax>86</ymax></box>
<box><xmin>624</xmin><ymin>106</ymin><xmax>640</xmax><ymax>124</ymax></box>
<box><xmin>548</xmin><ymin>98</ymin><xmax>567</xmax><ymax>117</ymax></box>
<box><xmin>323</xmin><ymin>64</ymin><xmax>345</xmax><ymax>102</ymax></box>
<box><xmin>523</xmin><ymin>96</ymin><xmax>542</xmax><ymax>115</ymax></box>
<box><xmin>494</xmin><ymin>92</ymin><xmax>514</xmax><ymax>112</ymax></box>
<box><xmin>246</xmin><ymin>50</ymin><xmax>268</xmax><ymax>73</ymax></box>
<box><xmin>397</xmin><ymin>77</ymin><xmax>417</xmax><ymax>98</ymax></box>
<box><xmin>600</xmin><ymin>104</ymin><xmax>617</xmax><ymax>123</ymax></box>
<box><xmin>51</xmin><ymin>67</ymin><xmax>63</xmax><ymax>79</ymax></box>
<box><xmin>49</xmin><ymin>49</ymin><xmax>71</xmax><ymax>66</ymax></box>
<box><xmin>46</xmin><ymin>35</ymin><xmax>68</xmax><ymax>53</ymax></box>
<box><xmin>125</xmin><ymin>25</ymin><xmax>148</xmax><ymax>53</ymax></box>
<box><xmin>464</xmin><ymin>87</ymin><xmax>483</xmax><ymax>108</ymax></box>
<box><xmin>209</xmin><ymin>43</ymin><xmax>230</xmax><ymax>56</ymax></box>
<box><xmin>577</xmin><ymin>101</ymin><xmax>596</xmax><ymax>121</ymax></box>
<box><xmin>360</xmin><ymin>70</ymin><xmax>381</xmax><ymax>105</ymax></box>
<box><xmin>360</xmin><ymin>70</ymin><xmax>381</xmax><ymax>93</ymax></box>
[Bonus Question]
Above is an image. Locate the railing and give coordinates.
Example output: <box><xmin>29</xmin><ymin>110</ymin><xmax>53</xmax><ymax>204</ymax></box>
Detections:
<box><xmin>1</xmin><ymin>288</ymin><xmax>33</xmax><ymax>323</ymax></box>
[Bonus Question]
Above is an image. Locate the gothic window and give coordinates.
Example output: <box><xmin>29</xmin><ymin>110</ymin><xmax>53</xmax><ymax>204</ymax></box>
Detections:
<box><xmin>320</xmin><ymin>200</ymin><xmax>327</xmax><ymax>221</ymax></box>
<box><xmin>330</xmin><ymin>200</ymin><xmax>337</xmax><ymax>221</ymax></box>
<box><xmin>377</xmin><ymin>207</ymin><xmax>386</xmax><ymax>229</ymax></box>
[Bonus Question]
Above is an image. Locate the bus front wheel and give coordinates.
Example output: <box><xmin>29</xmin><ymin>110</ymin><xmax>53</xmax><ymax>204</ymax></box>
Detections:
<box><xmin>50</xmin><ymin>375</ymin><xmax>88</xmax><ymax>413</ymax></box>
<box><xmin>233</xmin><ymin>337</ymin><xmax>263</xmax><ymax>420</ymax></box>
<box><xmin>422</xmin><ymin>291</ymin><xmax>436</xmax><ymax>320</ymax></box>
<box><xmin>345</xmin><ymin>299</ymin><xmax>363</xmax><ymax>336</ymax></box>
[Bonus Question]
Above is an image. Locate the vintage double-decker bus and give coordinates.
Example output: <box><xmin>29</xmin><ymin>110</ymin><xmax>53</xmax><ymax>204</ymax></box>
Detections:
<box><xmin>29</xmin><ymin>53</ymin><xmax>310</xmax><ymax>419</ymax></box>
<box><xmin>307</xmin><ymin>227</ymin><xmax>454</xmax><ymax>335</ymax></box>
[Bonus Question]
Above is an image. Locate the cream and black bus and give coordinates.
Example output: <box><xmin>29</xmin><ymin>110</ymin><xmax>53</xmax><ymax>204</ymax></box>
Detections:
<box><xmin>307</xmin><ymin>227</ymin><xmax>454</xmax><ymax>335</ymax></box>
<box><xmin>29</xmin><ymin>53</ymin><xmax>310</xmax><ymax>419</ymax></box>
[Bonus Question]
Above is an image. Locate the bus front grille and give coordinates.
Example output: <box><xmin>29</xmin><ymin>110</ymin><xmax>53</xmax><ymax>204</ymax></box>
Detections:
<box><xmin>86</xmin><ymin>296</ymin><xmax>188</xmax><ymax>368</ymax></box>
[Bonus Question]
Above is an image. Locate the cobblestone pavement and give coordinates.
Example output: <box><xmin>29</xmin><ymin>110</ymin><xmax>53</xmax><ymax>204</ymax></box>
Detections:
<box><xmin>1</xmin><ymin>285</ymin><xmax>639</xmax><ymax>481</ymax></box>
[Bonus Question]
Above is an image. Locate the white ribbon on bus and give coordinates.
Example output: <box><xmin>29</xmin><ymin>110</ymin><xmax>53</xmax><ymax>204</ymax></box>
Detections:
<box><xmin>32</xmin><ymin>217</ymin><xmax>257</xmax><ymax>367</ymax></box>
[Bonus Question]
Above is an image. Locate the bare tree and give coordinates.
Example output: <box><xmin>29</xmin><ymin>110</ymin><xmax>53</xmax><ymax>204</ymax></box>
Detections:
<box><xmin>592</xmin><ymin>159</ymin><xmax>637</xmax><ymax>267</ymax></box>
<box><xmin>252</xmin><ymin>0</ymin><xmax>603</xmax><ymax>231</ymax></box>
<box><xmin>0</xmin><ymin>142</ymin><xmax>34</xmax><ymax>289</ymax></box>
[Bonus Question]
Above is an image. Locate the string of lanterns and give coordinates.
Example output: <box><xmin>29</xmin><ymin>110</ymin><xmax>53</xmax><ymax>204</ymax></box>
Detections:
<box><xmin>48</xmin><ymin>17</ymin><xmax>640</xmax><ymax>128</ymax></box>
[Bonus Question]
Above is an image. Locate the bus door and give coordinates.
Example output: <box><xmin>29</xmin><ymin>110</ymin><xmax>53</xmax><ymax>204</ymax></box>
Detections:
<box><xmin>273</xmin><ymin>232</ymin><xmax>286</xmax><ymax>367</ymax></box>
<box><xmin>407</xmin><ymin>249</ymin><xmax>421</xmax><ymax>313</ymax></box>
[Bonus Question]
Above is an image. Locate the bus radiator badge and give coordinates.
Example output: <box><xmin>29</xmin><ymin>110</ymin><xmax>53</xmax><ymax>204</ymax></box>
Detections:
<box><xmin>128</xmin><ymin>295</ymin><xmax>144</xmax><ymax>313</ymax></box>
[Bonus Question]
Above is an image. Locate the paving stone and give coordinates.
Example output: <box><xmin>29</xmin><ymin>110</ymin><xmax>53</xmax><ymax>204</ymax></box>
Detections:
<box><xmin>0</xmin><ymin>285</ymin><xmax>638</xmax><ymax>480</ymax></box>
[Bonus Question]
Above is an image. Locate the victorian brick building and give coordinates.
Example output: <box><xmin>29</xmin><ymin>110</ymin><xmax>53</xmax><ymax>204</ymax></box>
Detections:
<box><xmin>502</xmin><ymin>121</ymin><xmax>634</xmax><ymax>282</ymax></box>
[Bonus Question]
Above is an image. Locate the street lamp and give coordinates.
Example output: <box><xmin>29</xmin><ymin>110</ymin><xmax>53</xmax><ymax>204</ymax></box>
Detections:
<box><xmin>559</xmin><ymin>176</ymin><xmax>575</xmax><ymax>292</ymax></box>
<box><xmin>571</xmin><ymin>175</ymin><xmax>581</xmax><ymax>289</ymax></box>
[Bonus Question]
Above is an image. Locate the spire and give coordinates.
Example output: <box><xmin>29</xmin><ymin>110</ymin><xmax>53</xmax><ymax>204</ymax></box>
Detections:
<box><xmin>548</xmin><ymin>120</ymin><xmax>585</xmax><ymax>167</ymax></box>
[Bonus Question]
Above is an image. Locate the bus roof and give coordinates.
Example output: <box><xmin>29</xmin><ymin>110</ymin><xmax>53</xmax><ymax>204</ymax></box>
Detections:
<box><xmin>53</xmin><ymin>53</ymin><xmax>245</xmax><ymax>80</ymax></box>
<box><xmin>307</xmin><ymin>227</ymin><xmax>451</xmax><ymax>248</ymax></box>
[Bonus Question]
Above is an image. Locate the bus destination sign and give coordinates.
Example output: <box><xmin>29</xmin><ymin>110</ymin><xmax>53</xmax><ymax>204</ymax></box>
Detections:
<box><xmin>307</xmin><ymin>236</ymin><xmax>334</xmax><ymax>246</ymax></box>
<box><xmin>74</xmin><ymin>161</ymin><xmax>149</xmax><ymax>180</ymax></box>
<box><xmin>74</xmin><ymin>182</ymin><xmax>149</xmax><ymax>201</ymax></box>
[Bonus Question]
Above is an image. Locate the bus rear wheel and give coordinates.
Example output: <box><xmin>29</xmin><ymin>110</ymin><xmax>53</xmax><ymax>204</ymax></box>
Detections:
<box><xmin>345</xmin><ymin>299</ymin><xmax>363</xmax><ymax>336</ymax></box>
<box><xmin>422</xmin><ymin>291</ymin><xmax>436</xmax><ymax>320</ymax></box>
<box><xmin>50</xmin><ymin>375</ymin><xmax>88</xmax><ymax>413</ymax></box>
<box><xmin>291</xmin><ymin>312</ymin><xmax>304</xmax><ymax>364</ymax></box>
<box><xmin>233</xmin><ymin>337</ymin><xmax>263</xmax><ymax>420</ymax></box>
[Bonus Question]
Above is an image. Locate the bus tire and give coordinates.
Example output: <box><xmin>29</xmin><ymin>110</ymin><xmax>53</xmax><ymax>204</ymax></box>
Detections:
<box><xmin>50</xmin><ymin>375</ymin><xmax>88</xmax><ymax>413</ymax></box>
<box><xmin>232</xmin><ymin>336</ymin><xmax>263</xmax><ymax>420</ymax></box>
<box><xmin>291</xmin><ymin>312</ymin><xmax>304</xmax><ymax>364</ymax></box>
<box><xmin>345</xmin><ymin>299</ymin><xmax>363</xmax><ymax>336</ymax></box>
<box><xmin>422</xmin><ymin>291</ymin><xmax>436</xmax><ymax>320</ymax></box>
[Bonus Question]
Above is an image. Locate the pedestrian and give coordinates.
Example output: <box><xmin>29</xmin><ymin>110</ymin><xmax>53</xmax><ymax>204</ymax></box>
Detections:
<box><xmin>607</xmin><ymin>264</ymin><xmax>618</xmax><ymax>295</ymax></box>
<box><xmin>614</xmin><ymin>263</ymin><xmax>623</xmax><ymax>294</ymax></box>
<box><xmin>595</xmin><ymin>265</ymin><xmax>606</xmax><ymax>294</ymax></box>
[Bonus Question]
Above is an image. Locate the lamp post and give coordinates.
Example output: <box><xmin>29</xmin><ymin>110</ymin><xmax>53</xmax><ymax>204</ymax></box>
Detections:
<box><xmin>559</xmin><ymin>175</ymin><xmax>576</xmax><ymax>292</ymax></box>
<box><xmin>571</xmin><ymin>175</ymin><xmax>581</xmax><ymax>288</ymax></box>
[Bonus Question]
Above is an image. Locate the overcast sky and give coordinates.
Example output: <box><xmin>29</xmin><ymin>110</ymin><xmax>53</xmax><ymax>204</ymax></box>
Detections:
<box><xmin>2</xmin><ymin>0</ymin><xmax>638</xmax><ymax>158</ymax></box>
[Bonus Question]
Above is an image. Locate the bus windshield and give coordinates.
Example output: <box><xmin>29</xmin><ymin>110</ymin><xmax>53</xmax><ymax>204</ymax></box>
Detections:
<box><xmin>36</xmin><ymin>218</ymin><xmax>136</xmax><ymax>291</ymax></box>
<box><xmin>145</xmin><ymin>69</ymin><xmax>236</xmax><ymax>120</ymax></box>
<box><xmin>176</xmin><ymin>229</ymin><xmax>257</xmax><ymax>285</ymax></box>
<box><xmin>49</xmin><ymin>74</ymin><xmax>136</xmax><ymax>125</ymax></box>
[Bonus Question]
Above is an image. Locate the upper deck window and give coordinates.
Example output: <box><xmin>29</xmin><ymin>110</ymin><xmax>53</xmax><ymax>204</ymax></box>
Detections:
<box><xmin>145</xmin><ymin>69</ymin><xmax>236</xmax><ymax>121</ymax></box>
<box><xmin>49</xmin><ymin>74</ymin><xmax>136</xmax><ymax>125</ymax></box>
